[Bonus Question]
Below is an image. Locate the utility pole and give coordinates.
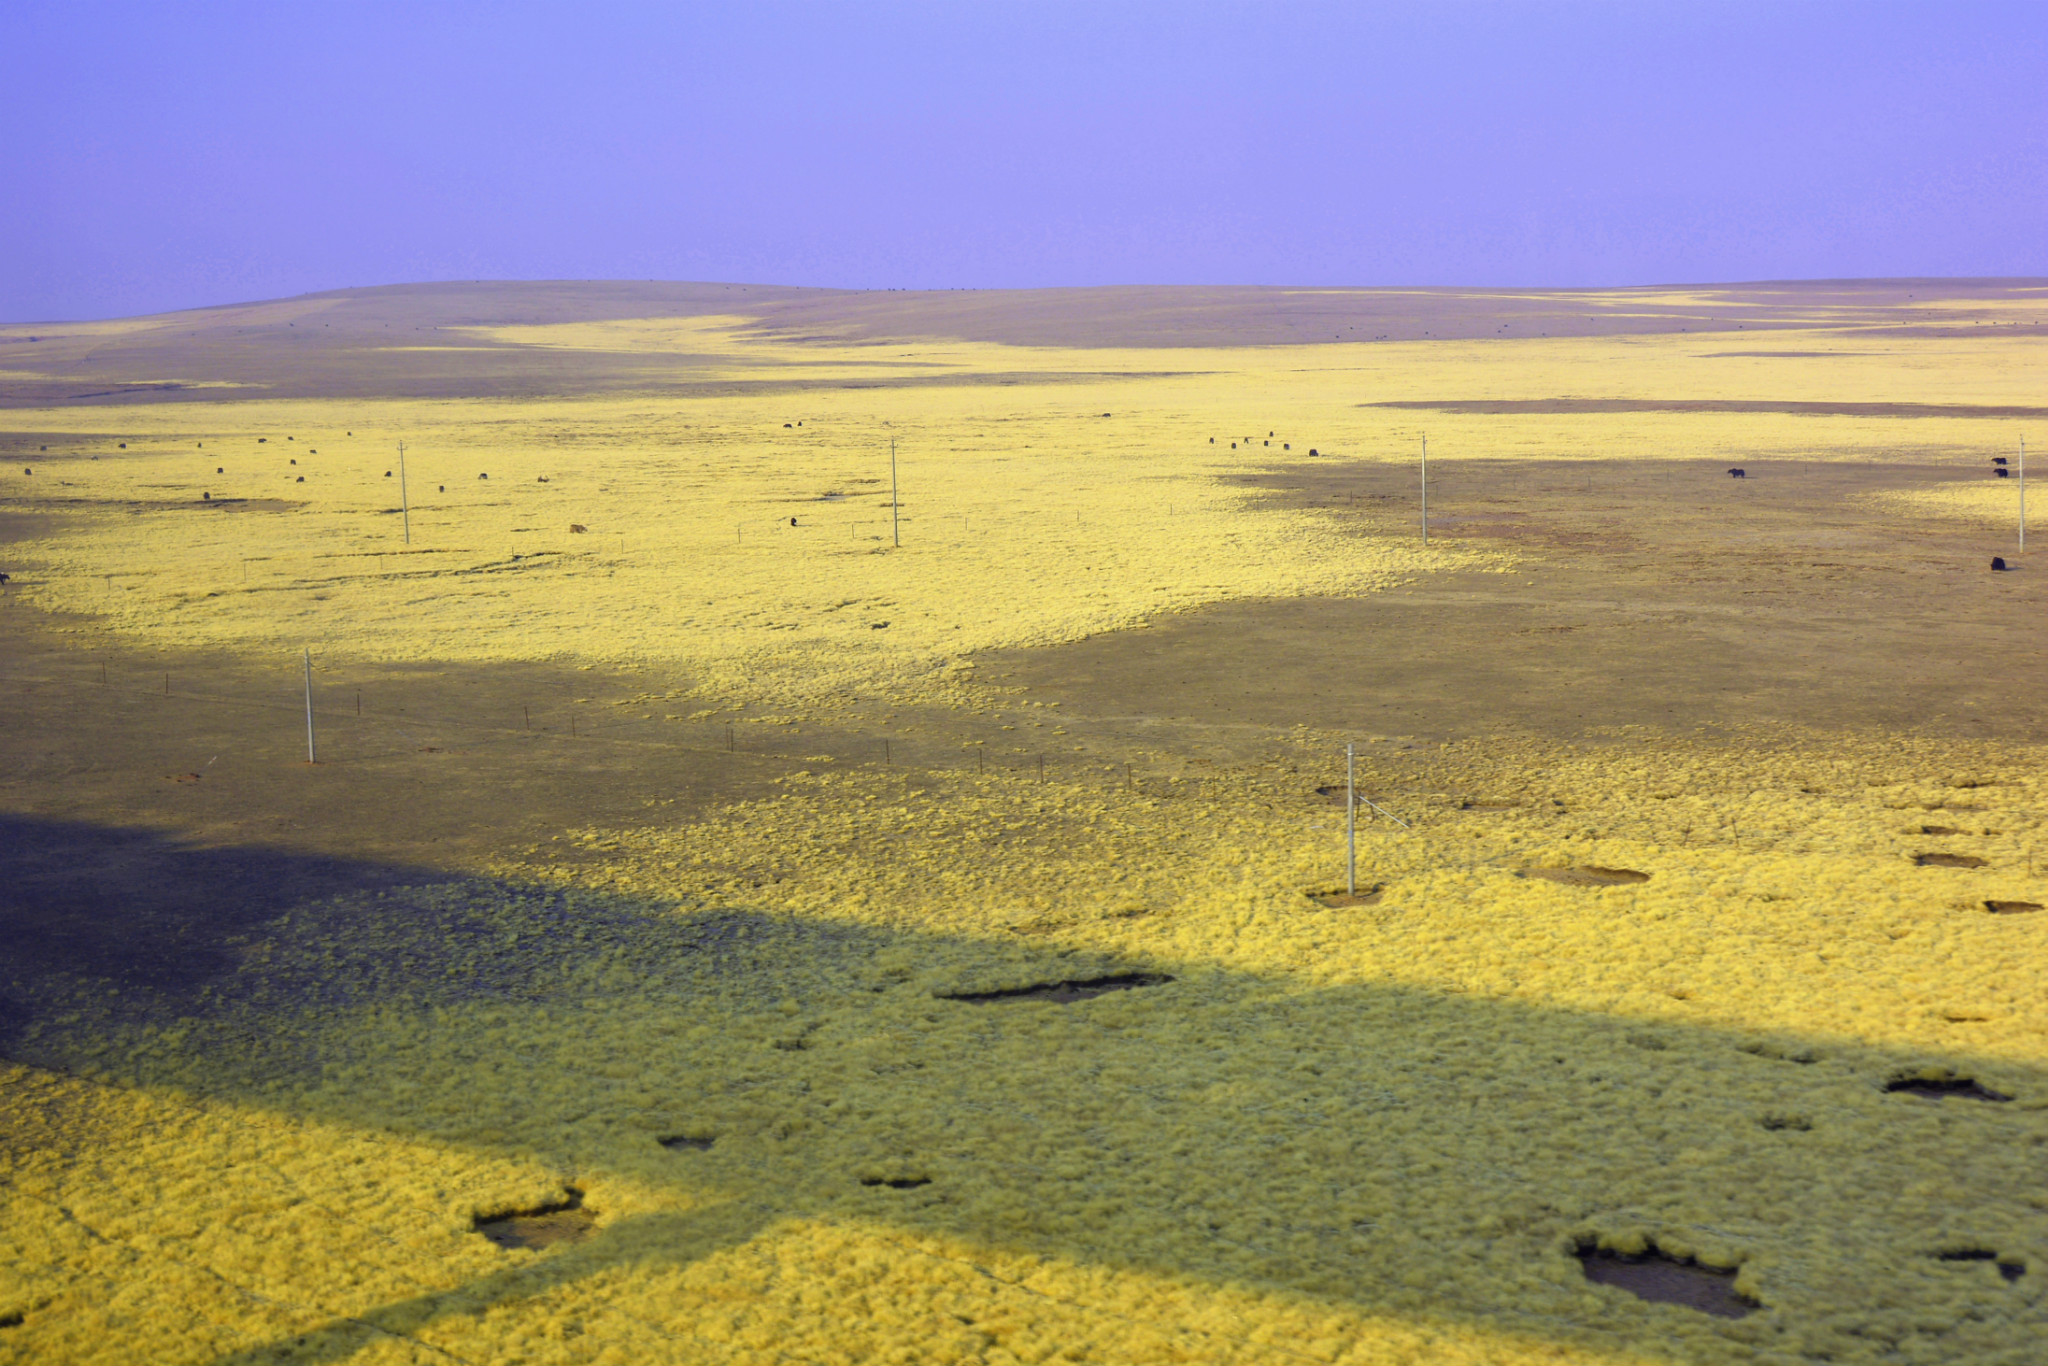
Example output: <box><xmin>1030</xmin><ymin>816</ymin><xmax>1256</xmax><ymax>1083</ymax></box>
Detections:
<box><xmin>398</xmin><ymin>440</ymin><xmax>411</xmax><ymax>545</ymax></box>
<box><xmin>891</xmin><ymin>437</ymin><xmax>900</xmax><ymax>548</ymax></box>
<box><xmin>303</xmin><ymin>648</ymin><xmax>316</xmax><ymax>763</ymax></box>
<box><xmin>1421</xmin><ymin>434</ymin><xmax>1429</xmax><ymax>545</ymax></box>
<box><xmin>2021</xmin><ymin>436</ymin><xmax>2027</xmax><ymax>553</ymax></box>
<box><xmin>1346</xmin><ymin>742</ymin><xmax>1357</xmax><ymax>895</ymax></box>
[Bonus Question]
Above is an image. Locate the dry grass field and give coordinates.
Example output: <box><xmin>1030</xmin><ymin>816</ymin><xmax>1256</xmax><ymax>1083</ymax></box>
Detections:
<box><xmin>1</xmin><ymin>280</ymin><xmax>2044</xmax><ymax>1365</ymax></box>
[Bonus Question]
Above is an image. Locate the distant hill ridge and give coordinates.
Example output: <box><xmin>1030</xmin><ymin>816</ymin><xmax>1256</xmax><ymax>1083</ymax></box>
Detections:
<box><xmin>3</xmin><ymin>277</ymin><xmax>2042</xmax><ymax>408</ymax></box>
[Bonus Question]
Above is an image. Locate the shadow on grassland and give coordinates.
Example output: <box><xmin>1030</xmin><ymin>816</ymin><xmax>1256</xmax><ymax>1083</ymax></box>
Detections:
<box><xmin>2</xmin><ymin>815</ymin><xmax>2043</xmax><ymax>1366</ymax></box>
<box><xmin>0</xmin><ymin>813</ymin><xmax>459</xmax><ymax>1034</ymax></box>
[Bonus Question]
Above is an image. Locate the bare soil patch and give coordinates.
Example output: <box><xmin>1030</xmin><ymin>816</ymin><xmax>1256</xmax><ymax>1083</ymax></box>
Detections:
<box><xmin>1576</xmin><ymin>1244</ymin><xmax>1758</xmax><ymax>1319</ymax></box>
<box><xmin>1935</xmin><ymin>1249</ymin><xmax>2026</xmax><ymax>1283</ymax></box>
<box><xmin>1521</xmin><ymin>866</ymin><xmax>1651</xmax><ymax>887</ymax></box>
<box><xmin>475</xmin><ymin>1191</ymin><xmax>595</xmax><ymax>1250</ymax></box>
<box><xmin>1885</xmin><ymin>1076</ymin><xmax>2011</xmax><ymax>1102</ymax></box>
<box><xmin>1312</xmin><ymin>888</ymin><xmax>1384</xmax><ymax>908</ymax></box>
<box><xmin>659</xmin><ymin>1135</ymin><xmax>715</xmax><ymax>1151</ymax></box>
<box><xmin>940</xmin><ymin>973</ymin><xmax>1172</xmax><ymax>1004</ymax></box>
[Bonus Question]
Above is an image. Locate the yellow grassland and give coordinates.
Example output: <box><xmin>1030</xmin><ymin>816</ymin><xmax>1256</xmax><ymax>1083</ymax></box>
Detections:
<box><xmin>2</xmin><ymin>319</ymin><xmax>2044</xmax><ymax>1364</ymax></box>
<box><xmin>1867</xmin><ymin>479</ymin><xmax>2030</xmax><ymax>532</ymax></box>
<box><xmin>3</xmin><ymin>324</ymin><xmax>2039</xmax><ymax>702</ymax></box>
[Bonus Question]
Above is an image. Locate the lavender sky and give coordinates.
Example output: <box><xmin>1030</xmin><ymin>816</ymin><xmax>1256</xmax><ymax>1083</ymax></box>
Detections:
<box><xmin>4</xmin><ymin>1</ymin><xmax>2044</xmax><ymax>322</ymax></box>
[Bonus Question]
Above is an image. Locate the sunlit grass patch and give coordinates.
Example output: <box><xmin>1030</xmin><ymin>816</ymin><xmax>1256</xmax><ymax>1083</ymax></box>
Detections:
<box><xmin>1866</xmin><ymin>478</ymin><xmax>2033</xmax><ymax>534</ymax></box>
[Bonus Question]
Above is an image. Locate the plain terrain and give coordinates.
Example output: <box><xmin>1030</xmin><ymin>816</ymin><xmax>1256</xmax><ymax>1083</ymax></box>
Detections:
<box><xmin>1</xmin><ymin>279</ymin><xmax>2042</xmax><ymax>1366</ymax></box>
